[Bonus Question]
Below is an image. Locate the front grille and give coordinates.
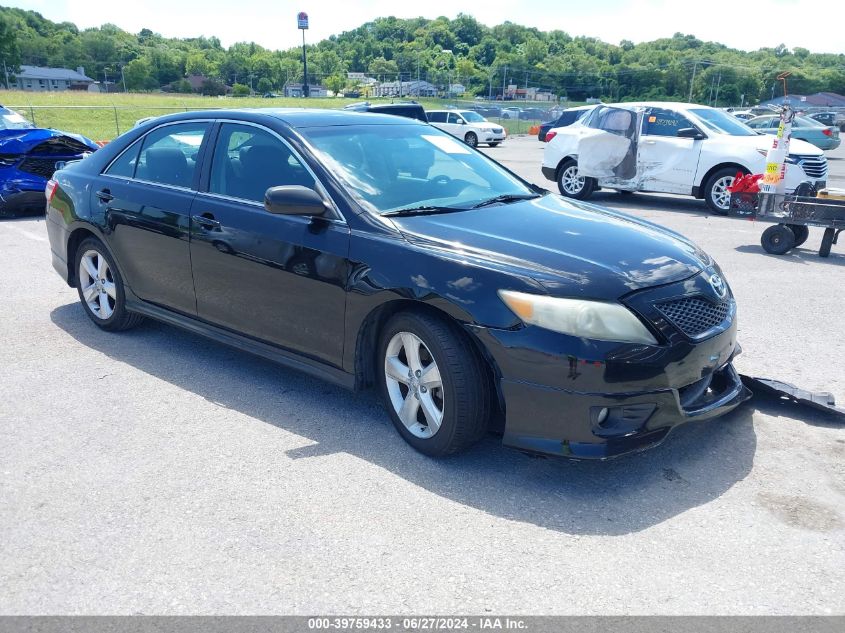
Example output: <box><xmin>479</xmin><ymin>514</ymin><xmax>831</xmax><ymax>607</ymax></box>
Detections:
<box><xmin>789</xmin><ymin>154</ymin><xmax>828</xmax><ymax>180</ymax></box>
<box><xmin>658</xmin><ymin>296</ymin><xmax>731</xmax><ymax>338</ymax></box>
<box><xmin>19</xmin><ymin>157</ymin><xmax>59</xmax><ymax>179</ymax></box>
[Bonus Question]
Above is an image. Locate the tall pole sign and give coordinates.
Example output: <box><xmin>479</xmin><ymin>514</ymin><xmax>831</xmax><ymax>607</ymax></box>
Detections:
<box><xmin>298</xmin><ymin>12</ymin><xmax>309</xmax><ymax>97</ymax></box>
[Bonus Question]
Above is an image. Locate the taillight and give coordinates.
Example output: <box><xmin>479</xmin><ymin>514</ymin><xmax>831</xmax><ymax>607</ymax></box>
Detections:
<box><xmin>546</xmin><ymin>130</ymin><xmax>557</xmax><ymax>142</ymax></box>
<box><xmin>822</xmin><ymin>128</ymin><xmax>833</xmax><ymax>137</ymax></box>
<box><xmin>45</xmin><ymin>179</ymin><xmax>58</xmax><ymax>204</ymax></box>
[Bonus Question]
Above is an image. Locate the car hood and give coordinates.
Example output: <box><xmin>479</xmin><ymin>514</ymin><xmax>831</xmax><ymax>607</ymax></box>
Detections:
<box><xmin>723</xmin><ymin>132</ymin><xmax>823</xmax><ymax>156</ymax></box>
<box><xmin>0</xmin><ymin>128</ymin><xmax>99</xmax><ymax>155</ymax></box>
<box><xmin>390</xmin><ymin>194</ymin><xmax>711</xmax><ymax>298</ymax></box>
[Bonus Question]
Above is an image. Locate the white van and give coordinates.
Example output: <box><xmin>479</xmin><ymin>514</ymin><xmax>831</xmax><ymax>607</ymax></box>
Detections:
<box><xmin>426</xmin><ymin>110</ymin><xmax>506</xmax><ymax>148</ymax></box>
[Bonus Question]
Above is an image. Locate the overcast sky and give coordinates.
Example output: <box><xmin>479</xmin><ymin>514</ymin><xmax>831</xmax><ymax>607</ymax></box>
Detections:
<box><xmin>5</xmin><ymin>0</ymin><xmax>841</xmax><ymax>55</ymax></box>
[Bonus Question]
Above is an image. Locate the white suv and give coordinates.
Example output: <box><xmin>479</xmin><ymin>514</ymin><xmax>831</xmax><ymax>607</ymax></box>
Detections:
<box><xmin>426</xmin><ymin>110</ymin><xmax>506</xmax><ymax>148</ymax></box>
<box><xmin>541</xmin><ymin>102</ymin><xmax>828</xmax><ymax>213</ymax></box>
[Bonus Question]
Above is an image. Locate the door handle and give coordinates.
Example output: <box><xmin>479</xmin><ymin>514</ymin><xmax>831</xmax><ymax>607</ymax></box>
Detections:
<box><xmin>195</xmin><ymin>213</ymin><xmax>221</xmax><ymax>230</ymax></box>
<box><xmin>96</xmin><ymin>188</ymin><xmax>114</xmax><ymax>202</ymax></box>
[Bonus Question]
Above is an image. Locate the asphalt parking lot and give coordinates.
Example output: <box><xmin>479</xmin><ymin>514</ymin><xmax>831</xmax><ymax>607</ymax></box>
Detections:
<box><xmin>1</xmin><ymin>137</ymin><xmax>843</xmax><ymax>615</ymax></box>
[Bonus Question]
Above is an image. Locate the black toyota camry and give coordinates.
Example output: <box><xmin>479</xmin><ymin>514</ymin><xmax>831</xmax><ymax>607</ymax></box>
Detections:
<box><xmin>45</xmin><ymin>109</ymin><xmax>750</xmax><ymax>459</ymax></box>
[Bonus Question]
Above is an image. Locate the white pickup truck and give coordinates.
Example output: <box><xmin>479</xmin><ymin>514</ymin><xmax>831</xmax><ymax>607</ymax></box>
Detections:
<box><xmin>541</xmin><ymin>102</ymin><xmax>828</xmax><ymax>213</ymax></box>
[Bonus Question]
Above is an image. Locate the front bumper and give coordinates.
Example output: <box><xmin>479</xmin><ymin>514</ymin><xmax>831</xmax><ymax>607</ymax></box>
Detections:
<box><xmin>470</xmin><ymin>290</ymin><xmax>751</xmax><ymax>459</ymax></box>
<box><xmin>498</xmin><ymin>361</ymin><xmax>749</xmax><ymax>459</ymax></box>
<box><xmin>0</xmin><ymin>189</ymin><xmax>46</xmax><ymax>216</ymax></box>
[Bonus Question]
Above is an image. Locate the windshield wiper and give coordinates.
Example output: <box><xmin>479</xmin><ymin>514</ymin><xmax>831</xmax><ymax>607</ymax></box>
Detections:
<box><xmin>381</xmin><ymin>205</ymin><xmax>468</xmax><ymax>217</ymax></box>
<box><xmin>470</xmin><ymin>193</ymin><xmax>541</xmax><ymax>209</ymax></box>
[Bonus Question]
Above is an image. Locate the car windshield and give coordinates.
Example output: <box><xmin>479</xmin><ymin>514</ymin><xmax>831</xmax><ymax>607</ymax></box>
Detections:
<box><xmin>461</xmin><ymin>111</ymin><xmax>485</xmax><ymax>123</ymax></box>
<box><xmin>688</xmin><ymin>108</ymin><xmax>757</xmax><ymax>136</ymax></box>
<box><xmin>303</xmin><ymin>124</ymin><xmax>534</xmax><ymax>215</ymax></box>
<box><xmin>0</xmin><ymin>112</ymin><xmax>35</xmax><ymax>130</ymax></box>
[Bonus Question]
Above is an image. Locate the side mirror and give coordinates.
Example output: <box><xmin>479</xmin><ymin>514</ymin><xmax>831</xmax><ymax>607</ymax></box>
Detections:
<box><xmin>677</xmin><ymin>127</ymin><xmax>705</xmax><ymax>140</ymax></box>
<box><xmin>264</xmin><ymin>185</ymin><xmax>329</xmax><ymax>216</ymax></box>
<box><xmin>458</xmin><ymin>119</ymin><xmax>465</xmax><ymax>125</ymax></box>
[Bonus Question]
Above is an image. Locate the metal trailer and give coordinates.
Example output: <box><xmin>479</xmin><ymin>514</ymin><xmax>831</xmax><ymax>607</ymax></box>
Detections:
<box><xmin>729</xmin><ymin>191</ymin><xmax>845</xmax><ymax>258</ymax></box>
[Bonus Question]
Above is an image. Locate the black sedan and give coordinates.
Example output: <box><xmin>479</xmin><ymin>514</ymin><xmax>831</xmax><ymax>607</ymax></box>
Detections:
<box><xmin>45</xmin><ymin>109</ymin><xmax>749</xmax><ymax>459</ymax></box>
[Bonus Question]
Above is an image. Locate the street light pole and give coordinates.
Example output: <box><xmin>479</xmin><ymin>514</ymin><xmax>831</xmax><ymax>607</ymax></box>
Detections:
<box><xmin>298</xmin><ymin>12</ymin><xmax>309</xmax><ymax>97</ymax></box>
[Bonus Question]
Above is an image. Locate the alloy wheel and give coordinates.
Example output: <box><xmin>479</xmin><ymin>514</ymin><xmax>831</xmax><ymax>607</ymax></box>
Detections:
<box><xmin>384</xmin><ymin>331</ymin><xmax>444</xmax><ymax>439</ymax></box>
<box><xmin>78</xmin><ymin>249</ymin><xmax>116</xmax><ymax>320</ymax></box>
<box><xmin>710</xmin><ymin>176</ymin><xmax>735</xmax><ymax>211</ymax></box>
<box><xmin>560</xmin><ymin>165</ymin><xmax>586</xmax><ymax>195</ymax></box>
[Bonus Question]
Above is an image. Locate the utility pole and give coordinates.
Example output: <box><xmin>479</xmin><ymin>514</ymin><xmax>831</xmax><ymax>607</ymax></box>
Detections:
<box><xmin>3</xmin><ymin>59</ymin><xmax>9</xmax><ymax>90</ymax></box>
<box><xmin>688</xmin><ymin>61</ymin><xmax>698</xmax><ymax>103</ymax></box>
<box><xmin>120</xmin><ymin>64</ymin><xmax>127</xmax><ymax>93</ymax></box>
<box><xmin>488</xmin><ymin>68</ymin><xmax>493</xmax><ymax>101</ymax></box>
<box><xmin>297</xmin><ymin>12</ymin><xmax>309</xmax><ymax>97</ymax></box>
<box><xmin>501</xmin><ymin>65</ymin><xmax>508</xmax><ymax>101</ymax></box>
<box><xmin>103</xmin><ymin>68</ymin><xmax>109</xmax><ymax>93</ymax></box>
<box><xmin>714</xmin><ymin>71</ymin><xmax>722</xmax><ymax>107</ymax></box>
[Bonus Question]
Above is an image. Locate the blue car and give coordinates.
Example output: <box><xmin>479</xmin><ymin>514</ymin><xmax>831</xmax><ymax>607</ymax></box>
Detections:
<box><xmin>0</xmin><ymin>106</ymin><xmax>99</xmax><ymax>216</ymax></box>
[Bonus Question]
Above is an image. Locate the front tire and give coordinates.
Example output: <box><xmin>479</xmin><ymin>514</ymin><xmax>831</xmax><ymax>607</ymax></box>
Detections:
<box><xmin>488</xmin><ymin>142</ymin><xmax>500</xmax><ymax>147</ymax></box>
<box><xmin>705</xmin><ymin>167</ymin><xmax>746</xmax><ymax>215</ymax></box>
<box><xmin>464</xmin><ymin>132</ymin><xmax>478</xmax><ymax>148</ymax></box>
<box><xmin>557</xmin><ymin>159</ymin><xmax>595</xmax><ymax>200</ymax></box>
<box><xmin>761</xmin><ymin>224</ymin><xmax>795</xmax><ymax>255</ymax></box>
<box><xmin>74</xmin><ymin>237</ymin><xmax>144</xmax><ymax>331</ymax></box>
<box><xmin>377</xmin><ymin>312</ymin><xmax>489</xmax><ymax>457</ymax></box>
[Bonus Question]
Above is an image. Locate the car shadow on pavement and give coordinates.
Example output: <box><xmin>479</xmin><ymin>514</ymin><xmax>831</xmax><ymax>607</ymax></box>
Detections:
<box><xmin>52</xmin><ymin>302</ymin><xmax>760</xmax><ymax>537</ymax></box>
<box><xmin>587</xmin><ymin>192</ymin><xmax>717</xmax><ymax>217</ymax></box>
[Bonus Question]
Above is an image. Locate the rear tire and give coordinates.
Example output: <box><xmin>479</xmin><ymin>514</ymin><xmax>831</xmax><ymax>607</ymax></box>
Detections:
<box><xmin>557</xmin><ymin>159</ymin><xmax>595</xmax><ymax>200</ymax></box>
<box><xmin>705</xmin><ymin>167</ymin><xmax>746</xmax><ymax>215</ymax></box>
<box><xmin>74</xmin><ymin>237</ymin><xmax>144</xmax><ymax>331</ymax></box>
<box><xmin>819</xmin><ymin>228</ymin><xmax>835</xmax><ymax>258</ymax></box>
<box><xmin>761</xmin><ymin>224</ymin><xmax>795</xmax><ymax>255</ymax></box>
<box><xmin>377</xmin><ymin>312</ymin><xmax>490</xmax><ymax>457</ymax></box>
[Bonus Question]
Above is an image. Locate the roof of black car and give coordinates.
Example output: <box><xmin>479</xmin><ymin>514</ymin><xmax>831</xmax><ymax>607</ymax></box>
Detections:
<box><xmin>152</xmin><ymin>108</ymin><xmax>425</xmax><ymax>128</ymax></box>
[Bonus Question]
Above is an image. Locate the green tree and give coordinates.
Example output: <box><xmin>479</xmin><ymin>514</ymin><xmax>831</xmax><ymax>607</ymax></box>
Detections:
<box><xmin>231</xmin><ymin>82</ymin><xmax>250</xmax><ymax>96</ymax></box>
<box><xmin>256</xmin><ymin>77</ymin><xmax>272</xmax><ymax>93</ymax></box>
<box><xmin>123</xmin><ymin>57</ymin><xmax>152</xmax><ymax>90</ymax></box>
<box><xmin>324</xmin><ymin>73</ymin><xmax>345</xmax><ymax>95</ymax></box>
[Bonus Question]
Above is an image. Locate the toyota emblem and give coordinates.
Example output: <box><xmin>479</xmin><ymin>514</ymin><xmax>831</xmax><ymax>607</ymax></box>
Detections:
<box><xmin>709</xmin><ymin>273</ymin><xmax>727</xmax><ymax>299</ymax></box>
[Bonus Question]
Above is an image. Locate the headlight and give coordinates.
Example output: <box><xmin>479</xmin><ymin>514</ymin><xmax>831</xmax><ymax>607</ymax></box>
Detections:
<box><xmin>498</xmin><ymin>290</ymin><xmax>658</xmax><ymax>345</ymax></box>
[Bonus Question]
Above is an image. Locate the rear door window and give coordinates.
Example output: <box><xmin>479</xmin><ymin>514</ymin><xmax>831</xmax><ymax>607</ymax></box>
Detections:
<box><xmin>135</xmin><ymin>122</ymin><xmax>209</xmax><ymax>188</ymax></box>
<box><xmin>105</xmin><ymin>138</ymin><xmax>142</xmax><ymax>178</ymax></box>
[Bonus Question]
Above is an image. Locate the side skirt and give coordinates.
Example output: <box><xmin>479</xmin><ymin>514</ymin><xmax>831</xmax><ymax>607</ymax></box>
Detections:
<box><xmin>126</xmin><ymin>298</ymin><xmax>356</xmax><ymax>391</ymax></box>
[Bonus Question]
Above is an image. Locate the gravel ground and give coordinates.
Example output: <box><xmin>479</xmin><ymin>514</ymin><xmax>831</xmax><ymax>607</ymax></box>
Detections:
<box><xmin>0</xmin><ymin>137</ymin><xmax>843</xmax><ymax>615</ymax></box>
